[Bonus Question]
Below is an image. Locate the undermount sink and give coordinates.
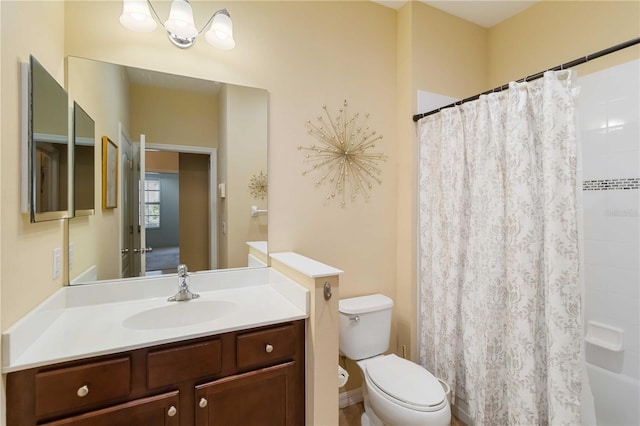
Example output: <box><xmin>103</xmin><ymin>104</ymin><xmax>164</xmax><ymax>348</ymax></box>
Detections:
<box><xmin>123</xmin><ymin>300</ymin><xmax>237</xmax><ymax>330</ymax></box>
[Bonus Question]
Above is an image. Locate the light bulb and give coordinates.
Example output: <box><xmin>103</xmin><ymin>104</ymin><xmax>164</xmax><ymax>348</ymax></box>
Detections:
<box><xmin>164</xmin><ymin>0</ymin><xmax>197</xmax><ymax>39</ymax></box>
<box><xmin>120</xmin><ymin>0</ymin><xmax>157</xmax><ymax>32</ymax></box>
<box><xmin>205</xmin><ymin>10</ymin><xmax>235</xmax><ymax>50</ymax></box>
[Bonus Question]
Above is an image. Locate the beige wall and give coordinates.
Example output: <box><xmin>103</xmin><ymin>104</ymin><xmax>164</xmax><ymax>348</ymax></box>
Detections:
<box><xmin>66</xmin><ymin>57</ymin><xmax>130</xmax><ymax>283</ymax></box>
<box><xmin>488</xmin><ymin>0</ymin><xmax>640</xmax><ymax>87</ymax></box>
<box><xmin>129</xmin><ymin>83</ymin><xmax>219</xmax><ymax>148</ymax></box>
<box><xmin>1</xmin><ymin>0</ymin><xmax>66</xmax><ymax>328</ymax></box>
<box><xmin>146</xmin><ymin>150</ymin><xmax>179</xmax><ymax>173</ymax></box>
<box><xmin>218</xmin><ymin>85</ymin><xmax>229</xmax><ymax>268</ymax></box>
<box><xmin>394</xmin><ymin>1</ymin><xmax>489</xmax><ymax>366</ymax></box>
<box><xmin>223</xmin><ymin>84</ymin><xmax>268</xmax><ymax>269</ymax></box>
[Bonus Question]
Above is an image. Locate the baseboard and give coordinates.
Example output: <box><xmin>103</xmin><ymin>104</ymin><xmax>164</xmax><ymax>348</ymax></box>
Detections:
<box><xmin>451</xmin><ymin>398</ymin><xmax>474</xmax><ymax>426</ymax></box>
<box><xmin>339</xmin><ymin>387</ymin><xmax>363</xmax><ymax>409</ymax></box>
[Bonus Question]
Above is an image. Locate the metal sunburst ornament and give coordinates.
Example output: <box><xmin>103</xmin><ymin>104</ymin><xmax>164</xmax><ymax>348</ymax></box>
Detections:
<box><xmin>299</xmin><ymin>100</ymin><xmax>386</xmax><ymax>205</ymax></box>
<box><xmin>248</xmin><ymin>170</ymin><xmax>267</xmax><ymax>200</ymax></box>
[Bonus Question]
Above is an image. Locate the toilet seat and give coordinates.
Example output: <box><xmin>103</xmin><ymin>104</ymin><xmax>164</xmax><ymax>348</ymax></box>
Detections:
<box><xmin>364</xmin><ymin>354</ymin><xmax>447</xmax><ymax>412</ymax></box>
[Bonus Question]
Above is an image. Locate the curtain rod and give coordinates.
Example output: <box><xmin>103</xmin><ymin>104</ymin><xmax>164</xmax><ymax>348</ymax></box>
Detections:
<box><xmin>412</xmin><ymin>37</ymin><xmax>640</xmax><ymax>123</ymax></box>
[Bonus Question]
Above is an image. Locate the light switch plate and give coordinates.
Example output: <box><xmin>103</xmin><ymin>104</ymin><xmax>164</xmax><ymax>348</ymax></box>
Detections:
<box><xmin>53</xmin><ymin>247</ymin><xmax>62</xmax><ymax>279</ymax></box>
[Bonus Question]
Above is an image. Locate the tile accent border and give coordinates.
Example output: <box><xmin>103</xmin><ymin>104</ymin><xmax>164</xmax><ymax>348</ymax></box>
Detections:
<box><xmin>583</xmin><ymin>178</ymin><xmax>639</xmax><ymax>191</ymax></box>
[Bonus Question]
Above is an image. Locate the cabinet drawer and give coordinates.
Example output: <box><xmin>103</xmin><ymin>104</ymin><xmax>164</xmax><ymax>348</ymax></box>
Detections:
<box><xmin>236</xmin><ymin>324</ymin><xmax>296</xmax><ymax>370</ymax></box>
<box><xmin>43</xmin><ymin>391</ymin><xmax>179</xmax><ymax>426</ymax></box>
<box><xmin>35</xmin><ymin>357</ymin><xmax>131</xmax><ymax>418</ymax></box>
<box><xmin>147</xmin><ymin>338</ymin><xmax>222</xmax><ymax>388</ymax></box>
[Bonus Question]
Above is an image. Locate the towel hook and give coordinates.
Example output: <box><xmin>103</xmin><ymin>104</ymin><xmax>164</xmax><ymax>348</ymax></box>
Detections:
<box><xmin>251</xmin><ymin>205</ymin><xmax>268</xmax><ymax>217</ymax></box>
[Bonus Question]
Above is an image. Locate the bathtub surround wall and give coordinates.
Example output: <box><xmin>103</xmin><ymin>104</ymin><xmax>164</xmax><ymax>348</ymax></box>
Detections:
<box><xmin>583</xmin><ymin>178</ymin><xmax>640</xmax><ymax>191</ymax></box>
<box><xmin>578</xmin><ymin>59</ymin><xmax>640</xmax><ymax>426</ymax></box>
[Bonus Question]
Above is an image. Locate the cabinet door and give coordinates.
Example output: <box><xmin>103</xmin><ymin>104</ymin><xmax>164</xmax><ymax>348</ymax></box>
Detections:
<box><xmin>195</xmin><ymin>362</ymin><xmax>297</xmax><ymax>426</ymax></box>
<box><xmin>43</xmin><ymin>391</ymin><xmax>179</xmax><ymax>426</ymax></box>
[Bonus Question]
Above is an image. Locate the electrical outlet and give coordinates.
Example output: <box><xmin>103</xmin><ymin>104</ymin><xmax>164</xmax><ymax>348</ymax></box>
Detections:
<box><xmin>53</xmin><ymin>248</ymin><xmax>62</xmax><ymax>279</ymax></box>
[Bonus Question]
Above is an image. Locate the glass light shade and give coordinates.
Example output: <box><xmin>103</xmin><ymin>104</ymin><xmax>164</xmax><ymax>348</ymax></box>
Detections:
<box><xmin>205</xmin><ymin>12</ymin><xmax>235</xmax><ymax>50</ymax></box>
<box><xmin>164</xmin><ymin>0</ymin><xmax>198</xmax><ymax>39</ymax></box>
<box><xmin>120</xmin><ymin>0</ymin><xmax>157</xmax><ymax>32</ymax></box>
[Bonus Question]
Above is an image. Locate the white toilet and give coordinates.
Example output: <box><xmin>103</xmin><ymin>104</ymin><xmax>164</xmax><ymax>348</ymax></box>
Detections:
<box><xmin>339</xmin><ymin>294</ymin><xmax>451</xmax><ymax>426</ymax></box>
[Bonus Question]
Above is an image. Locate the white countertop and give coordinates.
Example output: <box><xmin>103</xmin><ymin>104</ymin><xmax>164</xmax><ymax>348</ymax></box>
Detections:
<box><xmin>270</xmin><ymin>252</ymin><xmax>344</xmax><ymax>278</ymax></box>
<box><xmin>2</xmin><ymin>267</ymin><xmax>309</xmax><ymax>373</ymax></box>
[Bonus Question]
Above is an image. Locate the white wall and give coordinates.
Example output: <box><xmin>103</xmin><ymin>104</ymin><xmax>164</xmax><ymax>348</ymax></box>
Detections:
<box><xmin>579</xmin><ymin>59</ymin><xmax>640</xmax><ymax>426</ymax></box>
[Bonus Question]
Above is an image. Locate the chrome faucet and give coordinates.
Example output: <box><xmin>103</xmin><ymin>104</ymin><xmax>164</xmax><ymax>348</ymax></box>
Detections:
<box><xmin>168</xmin><ymin>264</ymin><xmax>200</xmax><ymax>302</ymax></box>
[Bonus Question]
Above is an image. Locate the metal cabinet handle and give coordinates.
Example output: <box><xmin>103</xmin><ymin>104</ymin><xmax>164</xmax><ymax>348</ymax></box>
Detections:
<box><xmin>265</xmin><ymin>344</ymin><xmax>274</xmax><ymax>353</ymax></box>
<box><xmin>167</xmin><ymin>406</ymin><xmax>177</xmax><ymax>417</ymax></box>
<box><xmin>199</xmin><ymin>398</ymin><xmax>208</xmax><ymax>408</ymax></box>
<box><xmin>76</xmin><ymin>385</ymin><xmax>89</xmax><ymax>398</ymax></box>
<box><xmin>121</xmin><ymin>248</ymin><xmax>129</xmax><ymax>254</ymax></box>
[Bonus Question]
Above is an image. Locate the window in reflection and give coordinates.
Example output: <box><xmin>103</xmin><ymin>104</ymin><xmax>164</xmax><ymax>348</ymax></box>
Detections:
<box><xmin>144</xmin><ymin>176</ymin><xmax>161</xmax><ymax>229</ymax></box>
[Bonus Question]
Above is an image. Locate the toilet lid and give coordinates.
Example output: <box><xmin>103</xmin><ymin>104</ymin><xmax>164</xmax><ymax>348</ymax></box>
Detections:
<box><xmin>365</xmin><ymin>354</ymin><xmax>445</xmax><ymax>410</ymax></box>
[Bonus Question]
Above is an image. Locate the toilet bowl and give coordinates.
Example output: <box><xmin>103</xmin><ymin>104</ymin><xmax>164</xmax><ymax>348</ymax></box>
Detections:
<box><xmin>339</xmin><ymin>294</ymin><xmax>451</xmax><ymax>426</ymax></box>
<box><xmin>357</xmin><ymin>355</ymin><xmax>451</xmax><ymax>426</ymax></box>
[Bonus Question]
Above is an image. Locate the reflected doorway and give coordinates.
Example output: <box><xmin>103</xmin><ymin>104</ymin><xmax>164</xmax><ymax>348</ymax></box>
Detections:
<box><xmin>144</xmin><ymin>149</ymin><xmax>213</xmax><ymax>275</ymax></box>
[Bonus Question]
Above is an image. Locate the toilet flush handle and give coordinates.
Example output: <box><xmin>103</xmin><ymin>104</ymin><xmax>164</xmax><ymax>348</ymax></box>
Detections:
<box><xmin>350</xmin><ymin>316</ymin><xmax>360</xmax><ymax>323</ymax></box>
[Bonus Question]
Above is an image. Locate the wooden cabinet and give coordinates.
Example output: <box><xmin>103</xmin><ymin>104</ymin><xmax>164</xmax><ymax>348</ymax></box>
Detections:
<box><xmin>195</xmin><ymin>362</ymin><xmax>297</xmax><ymax>426</ymax></box>
<box><xmin>6</xmin><ymin>320</ymin><xmax>304</xmax><ymax>426</ymax></box>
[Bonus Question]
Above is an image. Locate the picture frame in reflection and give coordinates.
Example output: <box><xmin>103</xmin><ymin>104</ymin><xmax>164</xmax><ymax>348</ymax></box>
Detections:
<box><xmin>102</xmin><ymin>136</ymin><xmax>118</xmax><ymax>209</ymax></box>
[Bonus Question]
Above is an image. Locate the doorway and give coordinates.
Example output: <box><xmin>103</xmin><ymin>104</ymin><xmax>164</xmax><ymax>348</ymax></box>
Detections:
<box><xmin>143</xmin><ymin>147</ymin><xmax>216</xmax><ymax>275</ymax></box>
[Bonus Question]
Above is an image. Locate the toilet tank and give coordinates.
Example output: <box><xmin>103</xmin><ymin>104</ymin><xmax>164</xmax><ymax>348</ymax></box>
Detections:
<box><xmin>339</xmin><ymin>294</ymin><xmax>393</xmax><ymax>360</ymax></box>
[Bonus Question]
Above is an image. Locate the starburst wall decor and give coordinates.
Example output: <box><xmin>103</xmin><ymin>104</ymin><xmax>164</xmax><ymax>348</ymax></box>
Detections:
<box><xmin>299</xmin><ymin>100</ymin><xmax>386</xmax><ymax>205</ymax></box>
<box><xmin>248</xmin><ymin>170</ymin><xmax>267</xmax><ymax>200</ymax></box>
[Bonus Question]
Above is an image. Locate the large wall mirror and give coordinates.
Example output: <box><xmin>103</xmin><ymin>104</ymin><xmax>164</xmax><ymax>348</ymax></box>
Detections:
<box><xmin>25</xmin><ymin>55</ymin><xmax>71</xmax><ymax>222</ymax></box>
<box><xmin>67</xmin><ymin>56</ymin><xmax>268</xmax><ymax>285</ymax></box>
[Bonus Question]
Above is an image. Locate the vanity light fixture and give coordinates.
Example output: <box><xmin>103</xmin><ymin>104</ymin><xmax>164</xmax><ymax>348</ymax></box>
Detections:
<box><xmin>119</xmin><ymin>0</ymin><xmax>235</xmax><ymax>50</ymax></box>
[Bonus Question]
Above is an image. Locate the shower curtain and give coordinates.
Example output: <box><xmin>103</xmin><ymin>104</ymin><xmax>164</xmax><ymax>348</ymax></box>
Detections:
<box><xmin>417</xmin><ymin>71</ymin><xmax>583</xmax><ymax>425</ymax></box>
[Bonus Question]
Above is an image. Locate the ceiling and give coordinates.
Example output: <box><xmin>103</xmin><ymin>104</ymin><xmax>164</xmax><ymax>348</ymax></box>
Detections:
<box><xmin>373</xmin><ymin>0</ymin><xmax>538</xmax><ymax>28</ymax></box>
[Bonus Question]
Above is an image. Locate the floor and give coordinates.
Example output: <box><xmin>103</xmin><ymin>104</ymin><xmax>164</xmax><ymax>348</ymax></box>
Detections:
<box><xmin>145</xmin><ymin>246</ymin><xmax>179</xmax><ymax>274</ymax></box>
<box><xmin>338</xmin><ymin>402</ymin><xmax>466</xmax><ymax>426</ymax></box>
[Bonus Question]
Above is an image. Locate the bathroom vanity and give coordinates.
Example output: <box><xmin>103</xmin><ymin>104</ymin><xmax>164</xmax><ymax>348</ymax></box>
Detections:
<box><xmin>2</xmin><ymin>267</ymin><xmax>309</xmax><ymax>425</ymax></box>
<box><xmin>7</xmin><ymin>321</ymin><xmax>304</xmax><ymax>425</ymax></box>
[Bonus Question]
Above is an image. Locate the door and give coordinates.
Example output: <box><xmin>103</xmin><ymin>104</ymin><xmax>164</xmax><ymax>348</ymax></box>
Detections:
<box><xmin>142</xmin><ymin>145</ymin><xmax>217</xmax><ymax>274</ymax></box>
<box><xmin>133</xmin><ymin>134</ymin><xmax>147</xmax><ymax>275</ymax></box>
<box><xmin>119</xmin><ymin>125</ymin><xmax>134</xmax><ymax>278</ymax></box>
<box><xmin>194</xmin><ymin>362</ymin><xmax>297</xmax><ymax>426</ymax></box>
<box><xmin>179</xmin><ymin>152</ymin><xmax>210</xmax><ymax>271</ymax></box>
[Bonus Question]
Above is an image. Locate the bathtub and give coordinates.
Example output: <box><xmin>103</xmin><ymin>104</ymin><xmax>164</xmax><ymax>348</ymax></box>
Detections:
<box><xmin>586</xmin><ymin>363</ymin><xmax>639</xmax><ymax>426</ymax></box>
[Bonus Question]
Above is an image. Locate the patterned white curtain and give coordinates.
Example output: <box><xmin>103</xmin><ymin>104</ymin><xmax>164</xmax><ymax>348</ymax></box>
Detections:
<box><xmin>418</xmin><ymin>71</ymin><xmax>582</xmax><ymax>425</ymax></box>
